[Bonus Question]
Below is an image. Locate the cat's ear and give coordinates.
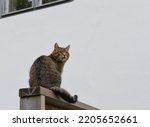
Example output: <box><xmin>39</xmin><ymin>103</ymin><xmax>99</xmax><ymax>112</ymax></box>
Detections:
<box><xmin>54</xmin><ymin>43</ymin><xmax>59</xmax><ymax>49</ymax></box>
<box><xmin>66</xmin><ymin>45</ymin><xmax>70</xmax><ymax>51</ymax></box>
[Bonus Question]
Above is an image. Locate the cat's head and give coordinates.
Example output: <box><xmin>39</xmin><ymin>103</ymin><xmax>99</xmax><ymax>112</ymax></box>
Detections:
<box><xmin>51</xmin><ymin>43</ymin><xmax>70</xmax><ymax>62</ymax></box>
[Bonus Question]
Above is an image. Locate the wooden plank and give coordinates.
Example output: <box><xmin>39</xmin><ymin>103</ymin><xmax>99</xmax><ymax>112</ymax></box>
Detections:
<box><xmin>20</xmin><ymin>95</ymin><xmax>45</xmax><ymax>110</ymax></box>
<box><xmin>19</xmin><ymin>86</ymin><xmax>99</xmax><ymax>110</ymax></box>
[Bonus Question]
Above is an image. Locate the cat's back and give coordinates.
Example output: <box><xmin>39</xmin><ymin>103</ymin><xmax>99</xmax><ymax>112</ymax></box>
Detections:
<box><xmin>29</xmin><ymin>55</ymin><xmax>59</xmax><ymax>87</ymax></box>
<box><xmin>30</xmin><ymin>55</ymin><xmax>58</xmax><ymax>75</ymax></box>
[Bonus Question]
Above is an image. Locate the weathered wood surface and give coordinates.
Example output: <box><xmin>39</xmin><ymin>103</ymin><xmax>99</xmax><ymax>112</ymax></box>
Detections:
<box><xmin>20</xmin><ymin>95</ymin><xmax>45</xmax><ymax>110</ymax></box>
<box><xmin>19</xmin><ymin>86</ymin><xmax>99</xmax><ymax>110</ymax></box>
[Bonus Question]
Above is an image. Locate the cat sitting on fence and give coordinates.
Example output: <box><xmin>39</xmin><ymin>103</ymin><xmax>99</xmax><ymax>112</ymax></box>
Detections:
<box><xmin>29</xmin><ymin>43</ymin><xmax>78</xmax><ymax>103</ymax></box>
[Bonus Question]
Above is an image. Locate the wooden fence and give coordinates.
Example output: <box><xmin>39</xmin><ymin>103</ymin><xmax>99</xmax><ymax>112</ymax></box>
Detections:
<box><xmin>19</xmin><ymin>86</ymin><xmax>98</xmax><ymax>110</ymax></box>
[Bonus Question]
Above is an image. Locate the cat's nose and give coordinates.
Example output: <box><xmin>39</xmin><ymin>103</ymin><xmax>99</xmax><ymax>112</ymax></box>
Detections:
<box><xmin>63</xmin><ymin>56</ymin><xmax>66</xmax><ymax>59</ymax></box>
<box><xmin>62</xmin><ymin>55</ymin><xmax>67</xmax><ymax>60</ymax></box>
<box><xmin>62</xmin><ymin>54</ymin><xmax>66</xmax><ymax>58</ymax></box>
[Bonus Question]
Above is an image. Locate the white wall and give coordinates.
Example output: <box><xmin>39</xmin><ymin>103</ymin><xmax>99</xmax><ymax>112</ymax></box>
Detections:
<box><xmin>0</xmin><ymin>0</ymin><xmax>150</xmax><ymax>109</ymax></box>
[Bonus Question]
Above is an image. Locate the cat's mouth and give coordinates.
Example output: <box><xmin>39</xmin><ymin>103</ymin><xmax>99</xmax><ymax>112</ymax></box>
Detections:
<box><xmin>56</xmin><ymin>56</ymin><xmax>68</xmax><ymax>62</ymax></box>
<box><xmin>61</xmin><ymin>57</ymin><xmax>68</xmax><ymax>62</ymax></box>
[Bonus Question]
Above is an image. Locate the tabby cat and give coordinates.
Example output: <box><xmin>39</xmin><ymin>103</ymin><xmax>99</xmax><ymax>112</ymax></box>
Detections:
<box><xmin>29</xmin><ymin>43</ymin><xmax>78</xmax><ymax>103</ymax></box>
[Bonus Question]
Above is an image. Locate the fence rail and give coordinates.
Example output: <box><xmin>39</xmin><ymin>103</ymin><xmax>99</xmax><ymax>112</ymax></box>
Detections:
<box><xmin>19</xmin><ymin>86</ymin><xmax>99</xmax><ymax>110</ymax></box>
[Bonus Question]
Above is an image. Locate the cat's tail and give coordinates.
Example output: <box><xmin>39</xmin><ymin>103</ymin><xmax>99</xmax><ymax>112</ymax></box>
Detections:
<box><xmin>50</xmin><ymin>87</ymin><xmax>78</xmax><ymax>103</ymax></box>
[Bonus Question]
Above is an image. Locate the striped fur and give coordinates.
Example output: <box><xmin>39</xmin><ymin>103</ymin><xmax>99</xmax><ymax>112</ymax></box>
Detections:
<box><xmin>29</xmin><ymin>43</ymin><xmax>78</xmax><ymax>103</ymax></box>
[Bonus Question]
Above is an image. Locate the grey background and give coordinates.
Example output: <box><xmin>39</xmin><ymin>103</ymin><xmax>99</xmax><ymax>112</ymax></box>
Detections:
<box><xmin>0</xmin><ymin>0</ymin><xmax>150</xmax><ymax>109</ymax></box>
